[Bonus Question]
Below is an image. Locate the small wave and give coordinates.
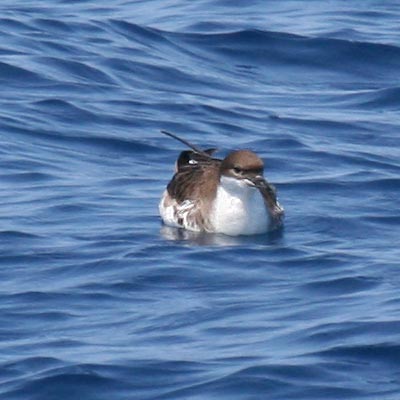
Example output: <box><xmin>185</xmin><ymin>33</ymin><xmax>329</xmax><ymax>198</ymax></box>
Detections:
<box><xmin>5</xmin><ymin>291</ymin><xmax>68</xmax><ymax>304</ymax></box>
<box><xmin>0</xmin><ymin>61</ymin><xmax>49</xmax><ymax>84</ymax></box>
<box><xmin>319</xmin><ymin>343</ymin><xmax>400</xmax><ymax>365</ymax></box>
<box><xmin>6</xmin><ymin>370</ymin><xmax>119</xmax><ymax>400</ymax></box>
<box><xmin>37</xmin><ymin>56</ymin><xmax>116</xmax><ymax>85</ymax></box>
<box><xmin>302</xmin><ymin>276</ymin><xmax>380</xmax><ymax>296</ymax></box>
<box><xmin>308</xmin><ymin>320</ymin><xmax>400</xmax><ymax>344</ymax></box>
<box><xmin>32</xmin><ymin>18</ymin><xmax>72</xmax><ymax>33</ymax></box>
<box><xmin>0</xmin><ymin>18</ymin><xmax>33</xmax><ymax>32</ymax></box>
<box><xmin>356</xmin><ymin>87</ymin><xmax>400</xmax><ymax>109</ymax></box>
<box><xmin>0</xmin><ymin>231</ymin><xmax>41</xmax><ymax>240</ymax></box>
<box><xmin>272</xmin><ymin>115</ymin><xmax>362</xmax><ymax>132</ymax></box>
<box><xmin>0</xmin><ymin>171</ymin><xmax>56</xmax><ymax>183</ymax></box>
<box><xmin>107</xmin><ymin>19</ymin><xmax>168</xmax><ymax>44</ymax></box>
<box><xmin>32</xmin><ymin>99</ymin><xmax>98</xmax><ymax>122</ymax></box>
<box><xmin>353</xmin><ymin>177</ymin><xmax>400</xmax><ymax>190</ymax></box>
<box><xmin>364</xmin><ymin>215</ymin><xmax>400</xmax><ymax>226</ymax></box>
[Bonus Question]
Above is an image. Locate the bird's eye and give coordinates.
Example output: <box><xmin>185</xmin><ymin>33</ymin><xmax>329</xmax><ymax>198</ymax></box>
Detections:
<box><xmin>233</xmin><ymin>166</ymin><xmax>242</xmax><ymax>174</ymax></box>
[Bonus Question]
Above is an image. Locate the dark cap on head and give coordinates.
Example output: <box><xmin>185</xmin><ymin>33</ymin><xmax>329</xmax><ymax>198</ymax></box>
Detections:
<box><xmin>220</xmin><ymin>150</ymin><xmax>264</xmax><ymax>175</ymax></box>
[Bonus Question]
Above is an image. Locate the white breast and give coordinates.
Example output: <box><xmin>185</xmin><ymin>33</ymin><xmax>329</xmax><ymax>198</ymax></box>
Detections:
<box><xmin>210</xmin><ymin>176</ymin><xmax>270</xmax><ymax>236</ymax></box>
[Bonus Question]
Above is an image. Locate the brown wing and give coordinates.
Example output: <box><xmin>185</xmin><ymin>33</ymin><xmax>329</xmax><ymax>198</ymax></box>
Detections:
<box><xmin>165</xmin><ymin>158</ymin><xmax>220</xmax><ymax>232</ymax></box>
<box><xmin>167</xmin><ymin>158</ymin><xmax>221</xmax><ymax>204</ymax></box>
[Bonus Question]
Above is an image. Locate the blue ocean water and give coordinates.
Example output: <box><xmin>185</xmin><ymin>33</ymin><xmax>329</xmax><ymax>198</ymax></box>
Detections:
<box><xmin>1</xmin><ymin>0</ymin><xmax>400</xmax><ymax>398</ymax></box>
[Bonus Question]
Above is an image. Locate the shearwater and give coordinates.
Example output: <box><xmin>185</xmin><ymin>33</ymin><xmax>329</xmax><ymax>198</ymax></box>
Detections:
<box><xmin>159</xmin><ymin>131</ymin><xmax>284</xmax><ymax>236</ymax></box>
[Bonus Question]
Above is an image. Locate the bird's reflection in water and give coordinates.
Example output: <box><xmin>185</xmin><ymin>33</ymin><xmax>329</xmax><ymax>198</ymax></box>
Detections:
<box><xmin>160</xmin><ymin>225</ymin><xmax>284</xmax><ymax>247</ymax></box>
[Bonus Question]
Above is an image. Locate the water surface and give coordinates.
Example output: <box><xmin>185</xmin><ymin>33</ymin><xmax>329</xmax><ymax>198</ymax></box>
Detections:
<box><xmin>1</xmin><ymin>1</ymin><xmax>400</xmax><ymax>399</ymax></box>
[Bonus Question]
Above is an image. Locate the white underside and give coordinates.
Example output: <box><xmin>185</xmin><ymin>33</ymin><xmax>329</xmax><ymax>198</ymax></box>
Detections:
<box><xmin>159</xmin><ymin>176</ymin><xmax>270</xmax><ymax>236</ymax></box>
<box><xmin>210</xmin><ymin>176</ymin><xmax>270</xmax><ymax>236</ymax></box>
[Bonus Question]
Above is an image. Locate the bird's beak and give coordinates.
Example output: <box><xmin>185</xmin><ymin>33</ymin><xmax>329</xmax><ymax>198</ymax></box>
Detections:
<box><xmin>245</xmin><ymin>175</ymin><xmax>274</xmax><ymax>192</ymax></box>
